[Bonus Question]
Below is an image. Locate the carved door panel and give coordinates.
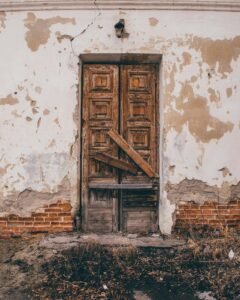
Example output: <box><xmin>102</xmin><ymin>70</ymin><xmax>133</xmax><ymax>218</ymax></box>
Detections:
<box><xmin>121</xmin><ymin>65</ymin><xmax>158</xmax><ymax>232</ymax></box>
<box><xmin>82</xmin><ymin>64</ymin><xmax>158</xmax><ymax>233</ymax></box>
<box><xmin>82</xmin><ymin>65</ymin><xmax>119</xmax><ymax>232</ymax></box>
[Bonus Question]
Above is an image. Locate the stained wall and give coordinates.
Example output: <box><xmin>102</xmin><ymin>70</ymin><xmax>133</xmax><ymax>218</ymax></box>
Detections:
<box><xmin>0</xmin><ymin>9</ymin><xmax>240</xmax><ymax>235</ymax></box>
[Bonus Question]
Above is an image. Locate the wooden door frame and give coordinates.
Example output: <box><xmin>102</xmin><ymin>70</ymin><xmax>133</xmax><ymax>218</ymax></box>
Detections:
<box><xmin>79</xmin><ymin>54</ymin><xmax>161</xmax><ymax>232</ymax></box>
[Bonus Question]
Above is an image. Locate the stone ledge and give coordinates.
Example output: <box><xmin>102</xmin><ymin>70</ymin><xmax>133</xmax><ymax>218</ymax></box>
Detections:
<box><xmin>39</xmin><ymin>233</ymin><xmax>186</xmax><ymax>249</ymax></box>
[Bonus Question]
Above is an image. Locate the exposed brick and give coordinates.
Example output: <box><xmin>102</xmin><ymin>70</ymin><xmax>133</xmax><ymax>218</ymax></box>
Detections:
<box><xmin>175</xmin><ymin>200</ymin><xmax>240</xmax><ymax>232</ymax></box>
<box><xmin>0</xmin><ymin>200</ymin><xmax>73</xmax><ymax>239</ymax></box>
<box><xmin>47</xmin><ymin>213</ymin><xmax>59</xmax><ymax>217</ymax></box>
<box><xmin>32</xmin><ymin>213</ymin><xmax>49</xmax><ymax>217</ymax></box>
<box><xmin>58</xmin><ymin>212</ymin><xmax>71</xmax><ymax>216</ymax></box>
<box><xmin>45</xmin><ymin>208</ymin><xmax>62</xmax><ymax>213</ymax></box>
<box><xmin>44</xmin><ymin>217</ymin><xmax>60</xmax><ymax>222</ymax></box>
<box><xmin>62</xmin><ymin>216</ymin><xmax>72</xmax><ymax>221</ymax></box>
<box><xmin>24</xmin><ymin>222</ymin><xmax>34</xmax><ymax>226</ymax></box>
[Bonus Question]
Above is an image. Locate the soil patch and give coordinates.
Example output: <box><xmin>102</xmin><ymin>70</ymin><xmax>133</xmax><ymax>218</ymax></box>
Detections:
<box><xmin>0</xmin><ymin>233</ymin><xmax>239</xmax><ymax>299</ymax></box>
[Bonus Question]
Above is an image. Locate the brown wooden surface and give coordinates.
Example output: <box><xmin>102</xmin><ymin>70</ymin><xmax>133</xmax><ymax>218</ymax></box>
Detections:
<box><xmin>82</xmin><ymin>64</ymin><xmax>119</xmax><ymax>232</ymax></box>
<box><xmin>82</xmin><ymin>63</ymin><xmax>159</xmax><ymax>234</ymax></box>
<box><xmin>121</xmin><ymin>64</ymin><xmax>158</xmax><ymax>182</ymax></box>
<box><xmin>108</xmin><ymin>129</ymin><xmax>157</xmax><ymax>178</ymax></box>
<box><xmin>120</xmin><ymin>64</ymin><xmax>159</xmax><ymax>233</ymax></box>
<box><xmin>123</xmin><ymin>208</ymin><xmax>157</xmax><ymax>233</ymax></box>
<box><xmin>93</xmin><ymin>152</ymin><xmax>138</xmax><ymax>175</ymax></box>
<box><xmin>88</xmin><ymin>183</ymin><xmax>153</xmax><ymax>189</ymax></box>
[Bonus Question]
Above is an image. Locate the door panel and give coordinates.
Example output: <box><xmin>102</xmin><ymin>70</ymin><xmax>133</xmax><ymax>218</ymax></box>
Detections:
<box><xmin>121</xmin><ymin>65</ymin><xmax>157</xmax><ymax>182</ymax></box>
<box><xmin>121</xmin><ymin>65</ymin><xmax>158</xmax><ymax>233</ymax></box>
<box><xmin>82</xmin><ymin>63</ymin><xmax>159</xmax><ymax>233</ymax></box>
<box><xmin>82</xmin><ymin>64</ymin><xmax>119</xmax><ymax>232</ymax></box>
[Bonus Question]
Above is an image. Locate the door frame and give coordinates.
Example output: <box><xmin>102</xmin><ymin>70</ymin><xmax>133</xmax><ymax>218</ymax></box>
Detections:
<box><xmin>79</xmin><ymin>54</ymin><xmax>162</xmax><ymax>232</ymax></box>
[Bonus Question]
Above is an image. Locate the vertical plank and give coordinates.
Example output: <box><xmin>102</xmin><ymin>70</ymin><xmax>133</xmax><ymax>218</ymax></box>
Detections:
<box><xmin>120</xmin><ymin>64</ymin><xmax>159</xmax><ymax>233</ymax></box>
<box><xmin>82</xmin><ymin>64</ymin><xmax>119</xmax><ymax>232</ymax></box>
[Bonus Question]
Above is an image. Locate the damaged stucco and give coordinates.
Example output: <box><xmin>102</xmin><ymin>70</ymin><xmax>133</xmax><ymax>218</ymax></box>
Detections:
<box><xmin>24</xmin><ymin>13</ymin><xmax>76</xmax><ymax>51</ymax></box>
<box><xmin>0</xmin><ymin>8</ymin><xmax>240</xmax><ymax>234</ymax></box>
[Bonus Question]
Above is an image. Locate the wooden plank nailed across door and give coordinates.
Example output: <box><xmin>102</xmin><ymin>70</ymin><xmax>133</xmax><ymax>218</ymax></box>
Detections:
<box><xmin>108</xmin><ymin>129</ymin><xmax>157</xmax><ymax>178</ymax></box>
<box><xmin>93</xmin><ymin>152</ymin><xmax>138</xmax><ymax>174</ymax></box>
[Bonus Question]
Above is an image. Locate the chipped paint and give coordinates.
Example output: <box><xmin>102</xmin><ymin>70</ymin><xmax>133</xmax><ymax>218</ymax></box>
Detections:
<box><xmin>219</xmin><ymin>167</ymin><xmax>231</xmax><ymax>177</ymax></box>
<box><xmin>182</xmin><ymin>52</ymin><xmax>191</xmax><ymax>65</ymax></box>
<box><xmin>226</xmin><ymin>87</ymin><xmax>232</xmax><ymax>98</ymax></box>
<box><xmin>24</xmin><ymin>13</ymin><xmax>76</xmax><ymax>51</ymax></box>
<box><xmin>43</xmin><ymin>109</ymin><xmax>50</xmax><ymax>115</ymax></box>
<box><xmin>166</xmin><ymin>179</ymin><xmax>233</xmax><ymax>204</ymax></box>
<box><xmin>35</xmin><ymin>86</ymin><xmax>42</xmax><ymax>94</ymax></box>
<box><xmin>0</xmin><ymin>11</ymin><xmax>6</xmax><ymax>30</ymax></box>
<box><xmin>208</xmin><ymin>88</ymin><xmax>220</xmax><ymax>103</ymax></box>
<box><xmin>0</xmin><ymin>9</ymin><xmax>240</xmax><ymax>235</ymax></box>
<box><xmin>165</xmin><ymin>83</ymin><xmax>234</xmax><ymax>143</ymax></box>
<box><xmin>148</xmin><ymin>17</ymin><xmax>158</xmax><ymax>26</ymax></box>
<box><xmin>0</xmin><ymin>94</ymin><xmax>18</xmax><ymax>105</ymax></box>
<box><xmin>190</xmin><ymin>36</ymin><xmax>240</xmax><ymax>74</ymax></box>
<box><xmin>55</xmin><ymin>31</ymin><xmax>73</xmax><ymax>43</ymax></box>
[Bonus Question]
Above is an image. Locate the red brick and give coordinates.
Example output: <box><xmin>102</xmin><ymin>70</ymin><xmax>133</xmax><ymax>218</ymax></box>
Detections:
<box><xmin>62</xmin><ymin>216</ymin><xmax>72</xmax><ymax>221</ymax></box>
<box><xmin>216</xmin><ymin>205</ymin><xmax>228</xmax><ymax>209</ymax></box>
<box><xmin>7</xmin><ymin>222</ymin><xmax>25</xmax><ymax>227</ymax></box>
<box><xmin>229</xmin><ymin>209</ymin><xmax>240</xmax><ymax>214</ymax></box>
<box><xmin>24</xmin><ymin>222</ymin><xmax>33</xmax><ymax>226</ymax></box>
<box><xmin>51</xmin><ymin>222</ymin><xmax>60</xmax><ymax>225</ymax></box>
<box><xmin>58</xmin><ymin>212</ymin><xmax>71</xmax><ymax>217</ymax></box>
<box><xmin>47</xmin><ymin>213</ymin><xmax>59</xmax><ymax>217</ymax></box>
<box><xmin>175</xmin><ymin>200</ymin><xmax>240</xmax><ymax>232</ymax></box>
<box><xmin>7</xmin><ymin>215</ymin><xmax>19</xmax><ymax>220</ymax></box>
<box><xmin>33</xmin><ymin>222</ymin><xmax>51</xmax><ymax>226</ymax></box>
<box><xmin>45</xmin><ymin>208</ymin><xmax>62</xmax><ymax>213</ymax></box>
<box><xmin>44</xmin><ymin>217</ymin><xmax>60</xmax><ymax>222</ymax></box>
<box><xmin>32</xmin><ymin>213</ymin><xmax>48</xmax><ymax>217</ymax></box>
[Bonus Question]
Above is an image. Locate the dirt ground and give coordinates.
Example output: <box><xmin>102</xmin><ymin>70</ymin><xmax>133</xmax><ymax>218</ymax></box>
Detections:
<box><xmin>0</xmin><ymin>231</ymin><xmax>240</xmax><ymax>300</ymax></box>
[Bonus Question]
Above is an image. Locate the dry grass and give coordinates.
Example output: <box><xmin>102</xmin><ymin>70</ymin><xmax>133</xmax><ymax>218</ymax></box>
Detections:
<box><xmin>27</xmin><ymin>232</ymin><xmax>240</xmax><ymax>299</ymax></box>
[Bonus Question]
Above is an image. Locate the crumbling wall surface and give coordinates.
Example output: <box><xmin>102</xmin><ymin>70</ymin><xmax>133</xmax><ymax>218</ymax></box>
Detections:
<box><xmin>0</xmin><ymin>11</ymin><xmax>80</xmax><ymax>237</ymax></box>
<box><xmin>0</xmin><ymin>9</ymin><xmax>240</xmax><ymax>235</ymax></box>
<box><xmin>0</xmin><ymin>200</ymin><xmax>72</xmax><ymax>238</ymax></box>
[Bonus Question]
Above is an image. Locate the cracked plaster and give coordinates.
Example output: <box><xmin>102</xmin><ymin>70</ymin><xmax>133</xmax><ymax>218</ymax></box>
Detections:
<box><xmin>0</xmin><ymin>9</ymin><xmax>240</xmax><ymax>233</ymax></box>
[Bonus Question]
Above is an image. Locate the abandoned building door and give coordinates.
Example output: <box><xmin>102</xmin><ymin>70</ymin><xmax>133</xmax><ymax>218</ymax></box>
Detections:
<box><xmin>82</xmin><ymin>64</ymin><xmax>159</xmax><ymax>233</ymax></box>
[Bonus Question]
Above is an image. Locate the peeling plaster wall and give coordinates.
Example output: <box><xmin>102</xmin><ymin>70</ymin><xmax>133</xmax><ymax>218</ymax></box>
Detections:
<box><xmin>0</xmin><ymin>9</ymin><xmax>240</xmax><ymax>233</ymax></box>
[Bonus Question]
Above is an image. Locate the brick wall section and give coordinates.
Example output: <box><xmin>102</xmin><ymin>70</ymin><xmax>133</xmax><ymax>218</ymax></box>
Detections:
<box><xmin>175</xmin><ymin>200</ymin><xmax>240</xmax><ymax>230</ymax></box>
<box><xmin>0</xmin><ymin>200</ymin><xmax>73</xmax><ymax>239</ymax></box>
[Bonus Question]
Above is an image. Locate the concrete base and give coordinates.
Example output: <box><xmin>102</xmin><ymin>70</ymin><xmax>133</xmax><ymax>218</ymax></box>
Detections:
<box><xmin>39</xmin><ymin>232</ymin><xmax>186</xmax><ymax>249</ymax></box>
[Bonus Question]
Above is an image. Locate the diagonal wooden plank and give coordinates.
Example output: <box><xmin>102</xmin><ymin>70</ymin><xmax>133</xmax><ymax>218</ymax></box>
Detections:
<box><xmin>107</xmin><ymin>129</ymin><xmax>157</xmax><ymax>178</ymax></box>
<box><xmin>93</xmin><ymin>152</ymin><xmax>138</xmax><ymax>175</ymax></box>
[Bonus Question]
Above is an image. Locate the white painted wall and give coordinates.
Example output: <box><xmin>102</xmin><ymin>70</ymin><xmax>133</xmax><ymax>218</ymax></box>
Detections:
<box><xmin>0</xmin><ymin>9</ymin><xmax>240</xmax><ymax>233</ymax></box>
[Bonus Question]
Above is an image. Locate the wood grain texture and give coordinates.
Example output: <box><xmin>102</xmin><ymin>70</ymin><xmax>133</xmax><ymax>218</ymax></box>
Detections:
<box><xmin>82</xmin><ymin>64</ymin><xmax>119</xmax><ymax>232</ymax></box>
<box><xmin>93</xmin><ymin>152</ymin><xmax>138</xmax><ymax>174</ymax></box>
<box><xmin>82</xmin><ymin>63</ymin><xmax>159</xmax><ymax>233</ymax></box>
<box><xmin>88</xmin><ymin>183</ymin><xmax>153</xmax><ymax>189</ymax></box>
<box><xmin>108</xmin><ymin>129</ymin><xmax>157</xmax><ymax>178</ymax></box>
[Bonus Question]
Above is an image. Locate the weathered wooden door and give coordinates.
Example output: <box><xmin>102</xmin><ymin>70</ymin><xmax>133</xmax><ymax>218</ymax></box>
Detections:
<box><xmin>82</xmin><ymin>64</ymin><xmax>159</xmax><ymax>233</ymax></box>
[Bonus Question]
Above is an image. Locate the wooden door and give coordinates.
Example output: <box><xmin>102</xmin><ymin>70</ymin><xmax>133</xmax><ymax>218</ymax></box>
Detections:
<box><xmin>82</xmin><ymin>63</ymin><xmax>159</xmax><ymax>233</ymax></box>
<box><xmin>82</xmin><ymin>65</ymin><xmax>119</xmax><ymax>232</ymax></box>
<box><xmin>121</xmin><ymin>65</ymin><xmax>158</xmax><ymax>232</ymax></box>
